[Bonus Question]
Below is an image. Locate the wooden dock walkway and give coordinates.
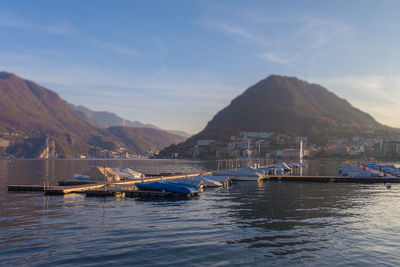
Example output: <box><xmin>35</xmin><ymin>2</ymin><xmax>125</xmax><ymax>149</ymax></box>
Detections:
<box><xmin>8</xmin><ymin>171</ymin><xmax>399</xmax><ymax>198</ymax></box>
<box><xmin>7</xmin><ymin>172</ymin><xmax>211</xmax><ymax>196</ymax></box>
<box><xmin>58</xmin><ymin>180</ymin><xmax>97</xmax><ymax>186</ymax></box>
<box><xmin>85</xmin><ymin>188</ymin><xmax>198</xmax><ymax>198</ymax></box>
<box><xmin>8</xmin><ymin>185</ymin><xmax>45</xmax><ymax>192</ymax></box>
<box><xmin>44</xmin><ymin>183</ymin><xmax>106</xmax><ymax>195</ymax></box>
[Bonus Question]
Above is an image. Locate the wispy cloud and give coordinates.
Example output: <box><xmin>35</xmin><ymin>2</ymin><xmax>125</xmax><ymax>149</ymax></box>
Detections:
<box><xmin>45</xmin><ymin>22</ymin><xmax>73</xmax><ymax>35</ymax></box>
<box><xmin>212</xmin><ymin>22</ymin><xmax>270</xmax><ymax>46</ymax></box>
<box><xmin>0</xmin><ymin>51</ymin><xmax>36</xmax><ymax>60</ymax></box>
<box><xmin>0</xmin><ymin>12</ymin><xmax>137</xmax><ymax>57</ymax></box>
<box><xmin>203</xmin><ymin>9</ymin><xmax>355</xmax><ymax>66</ymax></box>
<box><xmin>259</xmin><ymin>52</ymin><xmax>291</xmax><ymax>65</ymax></box>
<box><xmin>293</xmin><ymin>17</ymin><xmax>355</xmax><ymax>51</ymax></box>
<box><xmin>85</xmin><ymin>38</ymin><xmax>138</xmax><ymax>56</ymax></box>
<box><xmin>0</xmin><ymin>11</ymin><xmax>73</xmax><ymax>35</ymax></box>
<box><xmin>314</xmin><ymin>75</ymin><xmax>400</xmax><ymax>127</ymax></box>
<box><xmin>218</xmin><ymin>24</ymin><xmax>253</xmax><ymax>39</ymax></box>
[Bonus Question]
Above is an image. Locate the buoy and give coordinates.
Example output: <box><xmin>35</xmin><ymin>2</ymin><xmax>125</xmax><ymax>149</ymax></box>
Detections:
<box><xmin>386</xmin><ymin>184</ymin><xmax>391</xmax><ymax>189</ymax></box>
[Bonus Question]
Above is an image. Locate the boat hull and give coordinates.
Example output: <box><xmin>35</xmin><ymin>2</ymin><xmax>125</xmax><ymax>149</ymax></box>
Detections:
<box><xmin>230</xmin><ymin>176</ymin><xmax>262</xmax><ymax>181</ymax></box>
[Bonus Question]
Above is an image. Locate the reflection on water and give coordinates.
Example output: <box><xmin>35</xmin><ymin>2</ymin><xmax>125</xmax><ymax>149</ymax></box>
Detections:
<box><xmin>0</xmin><ymin>159</ymin><xmax>217</xmax><ymax>186</ymax></box>
<box><xmin>1</xmin><ymin>159</ymin><xmax>400</xmax><ymax>265</ymax></box>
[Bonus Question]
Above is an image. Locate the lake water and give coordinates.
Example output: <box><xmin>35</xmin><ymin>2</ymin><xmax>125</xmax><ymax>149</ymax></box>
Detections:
<box><xmin>1</xmin><ymin>159</ymin><xmax>400</xmax><ymax>266</ymax></box>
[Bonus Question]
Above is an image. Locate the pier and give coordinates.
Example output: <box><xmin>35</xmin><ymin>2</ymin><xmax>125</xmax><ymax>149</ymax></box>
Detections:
<box><xmin>44</xmin><ymin>183</ymin><xmax>107</xmax><ymax>195</ymax></box>
<box><xmin>261</xmin><ymin>175</ymin><xmax>400</xmax><ymax>183</ymax></box>
<box><xmin>7</xmin><ymin>172</ymin><xmax>210</xmax><ymax>197</ymax></box>
<box><xmin>7</xmin><ymin>185</ymin><xmax>45</xmax><ymax>192</ymax></box>
<box><xmin>85</xmin><ymin>188</ymin><xmax>198</xmax><ymax>198</ymax></box>
<box><xmin>7</xmin><ymin>170</ymin><xmax>400</xmax><ymax>198</ymax></box>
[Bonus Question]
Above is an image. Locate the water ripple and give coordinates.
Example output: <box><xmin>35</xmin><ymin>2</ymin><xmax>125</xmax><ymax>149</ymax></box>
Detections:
<box><xmin>2</xmin><ymin>160</ymin><xmax>400</xmax><ymax>266</ymax></box>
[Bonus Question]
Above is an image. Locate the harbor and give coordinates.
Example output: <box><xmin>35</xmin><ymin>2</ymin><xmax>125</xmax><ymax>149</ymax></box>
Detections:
<box><xmin>7</xmin><ymin>160</ymin><xmax>400</xmax><ymax>198</ymax></box>
<box><xmin>7</xmin><ymin>171</ymin><xmax>216</xmax><ymax>197</ymax></box>
<box><xmin>2</xmin><ymin>2</ymin><xmax>400</xmax><ymax>265</ymax></box>
<box><xmin>2</xmin><ymin>158</ymin><xmax>400</xmax><ymax>266</ymax></box>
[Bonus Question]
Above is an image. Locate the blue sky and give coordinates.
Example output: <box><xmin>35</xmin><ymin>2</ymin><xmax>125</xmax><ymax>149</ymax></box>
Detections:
<box><xmin>1</xmin><ymin>0</ymin><xmax>400</xmax><ymax>133</ymax></box>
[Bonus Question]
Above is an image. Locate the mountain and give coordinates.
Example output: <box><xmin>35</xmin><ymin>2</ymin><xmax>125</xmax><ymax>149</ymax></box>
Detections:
<box><xmin>160</xmin><ymin>75</ymin><xmax>387</xmax><ymax>156</ymax></box>
<box><xmin>107</xmin><ymin>126</ymin><xmax>187</xmax><ymax>155</ymax></box>
<box><xmin>70</xmin><ymin>104</ymin><xmax>157</xmax><ymax>129</ymax></box>
<box><xmin>70</xmin><ymin>104</ymin><xmax>192</xmax><ymax>138</ymax></box>
<box><xmin>0</xmin><ymin>71</ymin><xmax>121</xmax><ymax>158</ymax></box>
<box><xmin>165</xmin><ymin>130</ymin><xmax>192</xmax><ymax>138</ymax></box>
<box><xmin>0</xmin><ymin>71</ymin><xmax>186</xmax><ymax>158</ymax></box>
<box><xmin>198</xmin><ymin>75</ymin><xmax>381</xmax><ymax>139</ymax></box>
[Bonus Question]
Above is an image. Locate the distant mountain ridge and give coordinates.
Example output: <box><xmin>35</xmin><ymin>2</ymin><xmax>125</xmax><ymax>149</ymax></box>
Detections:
<box><xmin>107</xmin><ymin>126</ymin><xmax>187</xmax><ymax>155</ymax></box>
<box><xmin>160</xmin><ymin>75</ymin><xmax>386</xmax><ymax>156</ymax></box>
<box><xmin>70</xmin><ymin>104</ymin><xmax>191</xmax><ymax>138</ymax></box>
<box><xmin>0</xmin><ymin>71</ymin><xmax>187</xmax><ymax>158</ymax></box>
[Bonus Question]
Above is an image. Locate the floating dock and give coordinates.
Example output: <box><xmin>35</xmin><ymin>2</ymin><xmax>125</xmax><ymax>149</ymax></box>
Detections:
<box><xmin>262</xmin><ymin>175</ymin><xmax>400</xmax><ymax>183</ymax></box>
<box><xmin>7</xmin><ymin>172</ymin><xmax>210</xmax><ymax>197</ymax></box>
<box><xmin>7</xmin><ymin>185</ymin><xmax>45</xmax><ymax>192</ymax></box>
<box><xmin>8</xmin><ymin>172</ymin><xmax>400</xmax><ymax>198</ymax></box>
<box><xmin>44</xmin><ymin>183</ymin><xmax>106</xmax><ymax>195</ymax></box>
<box><xmin>58</xmin><ymin>180</ymin><xmax>97</xmax><ymax>186</ymax></box>
<box><xmin>85</xmin><ymin>188</ymin><xmax>198</xmax><ymax>198</ymax></box>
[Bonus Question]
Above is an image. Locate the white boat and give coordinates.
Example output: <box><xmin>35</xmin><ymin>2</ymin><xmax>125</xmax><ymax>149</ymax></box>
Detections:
<box><xmin>257</xmin><ymin>166</ymin><xmax>284</xmax><ymax>175</ymax></box>
<box><xmin>339</xmin><ymin>165</ymin><xmax>393</xmax><ymax>178</ymax></box>
<box><xmin>176</xmin><ymin>175</ymin><xmax>228</xmax><ymax>188</ymax></box>
<box><xmin>73</xmin><ymin>174</ymin><xmax>90</xmax><ymax>181</ymax></box>
<box><xmin>111</xmin><ymin>167</ymin><xmax>145</xmax><ymax>180</ymax></box>
<box><xmin>212</xmin><ymin>167</ymin><xmax>264</xmax><ymax>181</ymax></box>
<box><xmin>275</xmin><ymin>162</ymin><xmax>292</xmax><ymax>171</ymax></box>
<box><xmin>72</xmin><ymin>167</ymin><xmax>145</xmax><ymax>183</ymax></box>
<box><xmin>199</xmin><ymin>175</ymin><xmax>231</xmax><ymax>185</ymax></box>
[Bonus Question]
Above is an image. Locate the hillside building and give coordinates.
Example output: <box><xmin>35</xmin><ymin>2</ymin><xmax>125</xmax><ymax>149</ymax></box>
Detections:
<box><xmin>374</xmin><ymin>141</ymin><xmax>400</xmax><ymax>157</ymax></box>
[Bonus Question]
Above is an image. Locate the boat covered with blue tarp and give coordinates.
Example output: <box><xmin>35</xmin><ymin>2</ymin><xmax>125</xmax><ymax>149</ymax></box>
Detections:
<box><xmin>135</xmin><ymin>181</ymin><xmax>200</xmax><ymax>194</ymax></box>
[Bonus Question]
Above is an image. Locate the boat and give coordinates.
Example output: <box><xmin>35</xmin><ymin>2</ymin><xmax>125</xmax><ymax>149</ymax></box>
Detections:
<box><xmin>57</xmin><ymin>173</ymin><xmax>94</xmax><ymax>186</ymax></box>
<box><xmin>256</xmin><ymin>166</ymin><xmax>284</xmax><ymax>175</ymax></box>
<box><xmin>275</xmin><ymin>162</ymin><xmax>292</xmax><ymax>171</ymax></box>
<box><xmin>338</xmin><ymin>165</ymin><xmax>395</xmax><ymax>178</ymax></box>
<box><xmin>198</xmin><ymin>175</ymin><xmax>231</xmax><ymax>186</ymax></box>
<box><xmin>135</xmin><ymin>181</ymin><xmax>200</xmax><ymax>194</ymax></box>
<box><xmin>348</xmin><ymin>170</ymin><xmax>381</xmax><ymax>178</ymax></box>
<box><xmin>212</xmin><ymin>167</ymin><xmax>264</xmax><ymax>181</ymax></box>
<box><xmin>173</xmin><ymin>175</ymin><xmax>226</xmax><ymax>188</ymax></box>
<box><xmin>111</xmin><ymin>167</ymin><xmax>145</xmax><ymax>180</ymax></box>
<box><xmin>73</xmin><ymin>174</ymin><xmax>90</xmax><ymax>181</ymax></box>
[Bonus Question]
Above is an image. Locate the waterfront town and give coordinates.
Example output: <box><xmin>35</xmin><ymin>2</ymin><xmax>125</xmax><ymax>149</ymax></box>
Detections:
<box><xmin>179</xmin><ymin>131</ymin><xmax>400</xmax><ymax>160</ymax></box>
<box><xmin>1</xmin><ymin>130</ymin><xmax>399</xmax><ymax>160</ymax></box>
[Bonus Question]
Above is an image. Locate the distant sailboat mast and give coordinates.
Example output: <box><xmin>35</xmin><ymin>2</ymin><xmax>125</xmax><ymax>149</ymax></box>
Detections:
<box><xmin>247</xmin><ymin>139</ymin><xmax>250</xmax><ymax>159</ymax></box>
<box><xmin>299</xmin><ymin>140</ymin><xmax>304</xmax><ymax>176</ymax></box>
<box><xmin>299</xmin><ymin>140</ymin><xmax>303</xmax><ymax>163</ymax></box>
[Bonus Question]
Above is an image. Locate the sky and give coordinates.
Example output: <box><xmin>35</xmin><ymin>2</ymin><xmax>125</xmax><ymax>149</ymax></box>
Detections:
<box><xmin>1</xmin><ymin>0</ymin><xmax>400</xmax><ymax>134</ymax></box>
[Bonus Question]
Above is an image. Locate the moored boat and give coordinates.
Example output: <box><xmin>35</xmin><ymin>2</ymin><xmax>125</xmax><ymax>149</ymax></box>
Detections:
<box><xmin>172</xmin><ymin>175</ymin><xmax>226</xmax><ymax>188</ymax></box>
<box><xmin>135</xmin><ymin>181</ymin><xmax>200</xmax><ymax>194</ymax></box>
<box><xmin>73</xmin><ymin>174</ymin><xmax>91</xmax><ymax>181</ymax></box>
<box><xmin>212</xmin><ymin>167</ymin><xmax>264</xmax><ymax>181</ymax></box>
